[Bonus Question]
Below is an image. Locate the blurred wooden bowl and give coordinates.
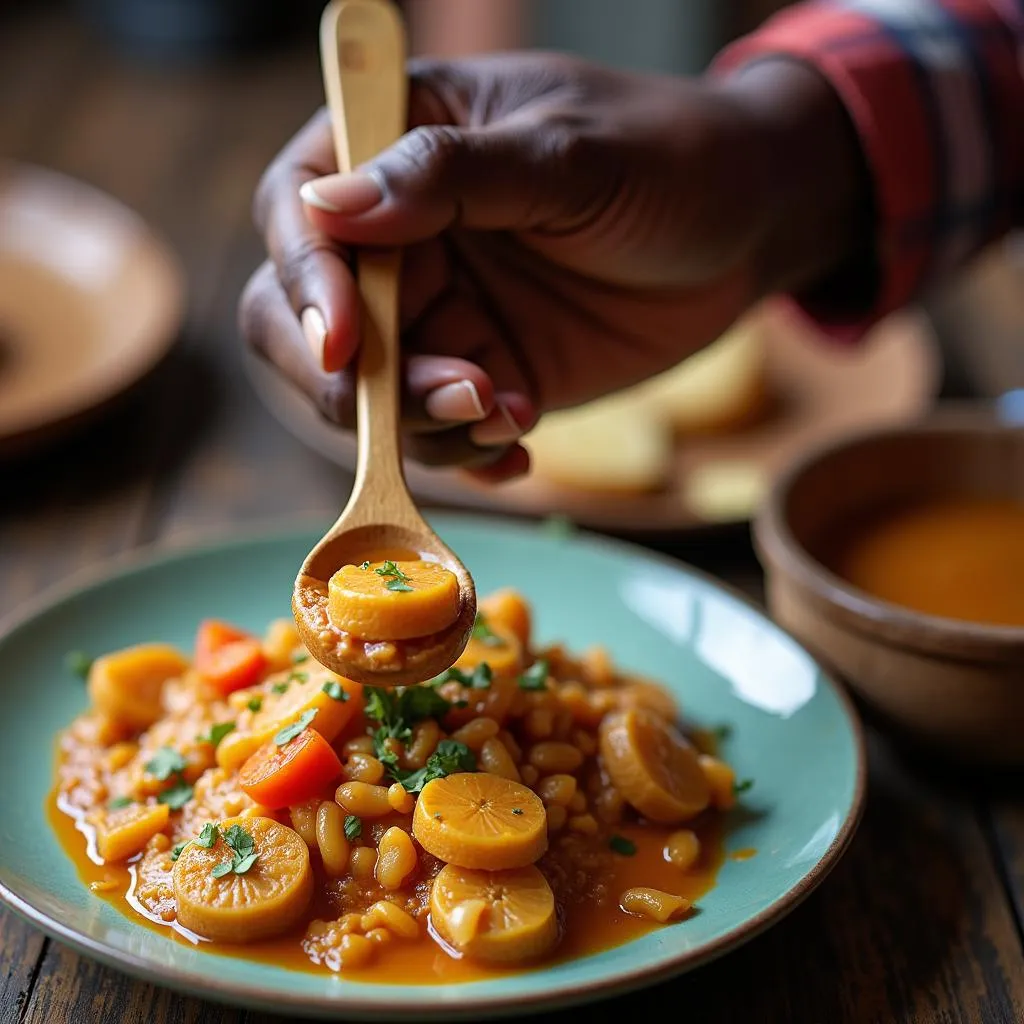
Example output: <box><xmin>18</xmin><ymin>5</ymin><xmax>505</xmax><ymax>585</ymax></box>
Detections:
<box><xmin>753</xmin><ymin>408</ymin><xmax>1024</xmax><ymax>766</ymax></box>
<box><xmin>0</xmin><ymin>161</ymin><xmax>184</xmax><ymax>456</ymax></box>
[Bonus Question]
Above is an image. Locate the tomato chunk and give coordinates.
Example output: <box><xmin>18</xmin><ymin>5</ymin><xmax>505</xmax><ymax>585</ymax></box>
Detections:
<box><xmin>239</xmin><ymin>729</ymin><xmax>342</xmax><ymax>808</ymax></box>
<box><xmin>195</xmin><ymin>619</ymin><xmax>268</xmax><ymax>695</ymax></box>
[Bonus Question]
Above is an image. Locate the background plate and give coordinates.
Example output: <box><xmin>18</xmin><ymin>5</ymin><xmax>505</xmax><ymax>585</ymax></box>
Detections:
<box><xmin>0</xmin><ymin>515</ymin><xmax>865</xmax><ymax>1020</ymax></box>
<box><xmin>246</xmin><ymin>303</ymin><xmax>940</xmax><ymax>534</ymax></box>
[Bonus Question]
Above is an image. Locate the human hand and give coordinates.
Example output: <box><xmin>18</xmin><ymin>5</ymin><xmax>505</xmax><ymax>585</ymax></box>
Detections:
<box><xmin>241</xmin><ymin>52</ymin><xmax>866</xmax><ymax>480</ymax></box>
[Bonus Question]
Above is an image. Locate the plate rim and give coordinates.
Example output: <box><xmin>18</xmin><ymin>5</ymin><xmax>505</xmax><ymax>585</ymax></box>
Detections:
<box><xmin>0</xmin><ymin>512</ymin><xmax>868</xmax><ymax>1020</ymax></box>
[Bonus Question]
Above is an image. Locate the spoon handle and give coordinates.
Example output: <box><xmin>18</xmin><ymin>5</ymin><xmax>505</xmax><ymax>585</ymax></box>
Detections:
<box><xmin>320</xmin><ymin>0</ymin><xmax>413</xmax><ymax>521</ymax></box>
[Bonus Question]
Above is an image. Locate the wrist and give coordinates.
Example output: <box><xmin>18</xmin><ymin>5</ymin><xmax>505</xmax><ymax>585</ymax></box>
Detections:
<box><xmin>714</xmin><ymin>59</ymin><xmax>875</xmax><ymax>299</ymax></box>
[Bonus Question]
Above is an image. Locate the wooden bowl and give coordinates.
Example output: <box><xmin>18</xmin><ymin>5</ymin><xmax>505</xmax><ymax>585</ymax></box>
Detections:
<box><xmin>753</xmin><ymin>409</ymin><xmax>1024</xmax><ymax>766</ymax></box>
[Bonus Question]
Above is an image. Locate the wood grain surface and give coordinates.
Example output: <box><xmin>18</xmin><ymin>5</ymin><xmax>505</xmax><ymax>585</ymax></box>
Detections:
<box><xmin>1</xmin><ymin>7</ymin><xmax>1022</xmax><ymax>1023</ymax></box>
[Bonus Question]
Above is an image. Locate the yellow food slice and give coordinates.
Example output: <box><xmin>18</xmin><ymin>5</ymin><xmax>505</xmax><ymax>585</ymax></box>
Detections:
<box><xmin>262</xmin><ymin>618</ymin><xmax>302</xmax><ymax>672</ymax></box>
<box><xmin>328</xmin><ymin>559</ymin><xmax>460</xmax><ymax>641</ymax></box>
<box><xmin>598</xmin><ymin>708</ymin><xmax>710</xmax><ymax>824</ymax></box>
<box><xmin>430</xmin><ymin>863</ymin><xmax>558</xmax><ymax>963</ymax></box>
<box><xmin>172</xmin><ymin>816</ymin><xmax>312</xmax><ymax>943</ymax></box>
<box><xmin>87</xmin><ymin>644</ymin><xmax>190</xmax><ymax>731</ymax></box>
<box><xmin>452</xmin><ymin>620</ymin><xmax>523</xmax><ymax>678</ymax></box>
<box><xmin>92</xmin><ymin>802</ymin><xmax>170</xmax><ymax>862</ymax></box>
<box><xmin>639</xmin><ymin>318</ymin><xmax>767</xmax><ymax>435</ymax></box>
<box><xmin>413</xmin><ymin>773</ymin><xmax>547</xmax><ymax>870</ymax></box>
<box><xmin>216</xmin><ymin>664</ymin><xmax>355</xmax><ymax>773</ymax></box>
<box><xmin>524</xmin><ymin>394</ymin><xmax>672</xmax><ymax>493</ymax></box>
<box><xmin>478</xmin><ymin>589</ymin><xmax>532</xmax><ymax>650</ymax></box>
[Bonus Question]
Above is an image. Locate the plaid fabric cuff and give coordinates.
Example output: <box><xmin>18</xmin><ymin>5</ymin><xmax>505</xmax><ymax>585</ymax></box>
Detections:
<box><xmin>715</xmin><ymin>0</ymin><xmax>1024</xmax><ymax>339</ymax></box>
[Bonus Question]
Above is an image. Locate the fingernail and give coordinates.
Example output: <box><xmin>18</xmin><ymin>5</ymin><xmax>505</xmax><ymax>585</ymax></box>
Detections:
<box><xmin>299</xmin><ymin>172</ymin><xmax>383</xmax><ymax>215</ymax></box>
<box><xmin>471</xmin><ymin>400</ymin><xmax>522</xmax><ymax>446</ymax></box>
<box><xmin>301</xmin><ymin>306</ymin><xmax>327</xmax><ymax>368</ymax></box>
<box><xmin>425</xmin><ymin>380</ymin><xmax>487</xmax><ymax>422</ymax></box>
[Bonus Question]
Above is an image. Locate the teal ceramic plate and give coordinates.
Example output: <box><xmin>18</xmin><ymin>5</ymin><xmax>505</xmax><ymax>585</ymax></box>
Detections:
<box><xmin>0</xmin><ymin>515</ymin><xmax>865</xmax><ymax>1020</ymax></box>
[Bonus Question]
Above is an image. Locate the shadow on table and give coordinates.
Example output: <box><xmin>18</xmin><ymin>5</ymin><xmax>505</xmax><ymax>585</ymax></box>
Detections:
<box><xmin>0</xmin><ymin>342</ymin><xmax>218</xmax><ymax>525</ymax></box>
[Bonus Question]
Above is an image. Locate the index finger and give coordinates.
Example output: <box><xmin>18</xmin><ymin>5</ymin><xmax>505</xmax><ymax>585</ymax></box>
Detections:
<box><xmin>253</xmin><ymin>108</ymin><xmax>361</xmax><ymax>372</ymax></box>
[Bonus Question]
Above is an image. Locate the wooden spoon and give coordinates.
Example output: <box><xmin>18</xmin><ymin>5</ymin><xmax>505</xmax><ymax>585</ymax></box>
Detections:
<box><xmin>292</xmin><ymin>0</ymin><xmax>476</xmax><ymax>687</ymax></box>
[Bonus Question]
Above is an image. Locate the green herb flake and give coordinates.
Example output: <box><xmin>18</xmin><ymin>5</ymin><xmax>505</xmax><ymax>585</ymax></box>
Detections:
<box><xmin>211</xmin><ymin>861</ymin><xmax>233</xmax><ymax>879</ymax></box>
<box><xmin>291</xmin><ymin>652</ymin><xmax>309</xmax><ymax>665</ymax></box>
<box><xmin>471</xmin><ymin>613</ymin><xmax>503</xmax><ymax>647</ymax></box>
<box><xmin>734</xmin><ymin>778</ymin><xmax>754</xmax><ymax>795</ymax></box>
<box><xmin>518</xmin><ymin>660</ymin><xmax>549</xmax><ymax>691</ymax></box>
<box><xmin>197</xmin><ymin>721</ymin><xmax>236</xmax><ymax>748</ymax></box>
<box><xmin>435</xmin><ymin>663</ymin><xmax>492</xmax><ymax>690</ymax></box>
<box><xmin>511</xmin><ymin>808</ymin><xmax>523</xmax><ymax>816</ymax></box>
<box><xmin>609</xmin><ymin>835</ymin><xmax>637</xmax><ymax>856</ymax></box>
<box><xmin>170</xmin><ymin>841</ymin><xmax>189</xmax><ymax>862</ymax></box>
<box><xmin>273</xmin><ymin>708</ymin><xmax>319</xmax><ymax>746</ymax></box>
<box><xmin>271</xmin><ymin>682</ymin><xmax>289</xmax><ymax>695</ymax></box>
<box><xmin>210</xmin><ymin>824</ymin><xmax>259</xmax><ymax>877</ymax></box>
<box><xmin>385</xmin><ymin>579</ymin><xmax>414</xmax><ymax>593</ymax></box>
<box><xmin>195</xmin><ymin>823</ymin><xmax>219</xmax><ymax>848</ymax></box>
<box><xmin>145</xmin><ymin>747</ymin><xmax>187</xmax><ymax>782</ymax></box>
<box><xmin>107</xmin><ymin>796</ymin><xmax>134</xmax><ymax>810</ymax></box>
<box><xmin>359</xmin><ymin>561</ymin><xmax>371</xmax><ymax>570</ymax></box>
<box><xmin>65</xmin><ymin>650</ymin><xmax>93</xmax><ymax>679</ymax></box>
<box><xmin>343</xmin><ymin>815</ymin><xmax>362</xmax><ymax>841</ymax></box>
<box><xmin>158</xmin><ymin>782</ymin><xmax>194</xmax><ymax>810</ymax></box>
<box><xmin>288</xmin><ymin>670</ymin><xmax>309</xmax><ymax>685</ymax></box>
<box><xmin>374</xmin><ymin>560</ymin><xmax>411</xmax><ymax>583</ymax></box>
<box><xmin>322</xmin><ymin>680</ymin><xmax>348</xmax><ymax>702</ymax></box>
<box><xmin>233</xmin><ymin>851</ymin><xmax>259</xmax><ymax>874</ymax></box>
<box><xmin>246</xmin><ymin>697</ymin><xmax>263</xmax><ymax>712</ymax></box>
<box><xmin>399</xmin><ymin>739</ymin><xmax>476</xmax><ymax>794</ymax></box>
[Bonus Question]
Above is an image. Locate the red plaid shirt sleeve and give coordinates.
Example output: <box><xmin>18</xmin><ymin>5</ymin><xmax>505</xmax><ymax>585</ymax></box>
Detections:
<box><xmin>714</xmin><ymin>0</ymin><xmax>1024</xmax><ymax>339</ymax></box>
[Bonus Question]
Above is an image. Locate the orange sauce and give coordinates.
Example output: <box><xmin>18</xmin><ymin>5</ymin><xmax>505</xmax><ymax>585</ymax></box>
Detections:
<box><xmin>826</xmin><ymin>497</ymin><xmax>1024</xmax><ymax>628</ymax></box>
<box><xmin>48</xmin><ymin>789</ymin><xmax>725</xmax><ymax>983</ymax></box>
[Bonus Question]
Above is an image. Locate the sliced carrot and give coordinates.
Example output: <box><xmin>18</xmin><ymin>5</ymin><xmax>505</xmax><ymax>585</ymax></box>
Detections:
<box><xmin>216</xmin><ymin>668</ymin><xmax>363</xmax><ymax>773</ymax></box>
<box><xmin>327</xmin><ymin>560</ymin><xmax>460</xmax><ymax>641</ymax></box>
<box><xmin>195</xmin><ymin>620</ymin><xmax>269</xmax><ymax>696</ymax></box>
<box><xmin>87</xmin><ymin>644</ymin><xmax>189</xmax><ymax>731</ymax></box>
<box><xmin>598</xmin><ymin>708</ymin><xmax>710</xmax><ymax>824</ymax></box>
<box><xmin>478</xmin><ymin>590</ymin><xmax>532</xmax><ymax>650</ymax></box>
<box><xmin>412</xmin><ymin>773</ymin><xmax>547</xmax><ymax>870</ymax></box>
<box><xmin>429</xmin><ymin>863</ymin><xmax>558</xmax><ymax>963</ymax></box>
<box><xmin>93</xmin><ymin>802</ymin><xmax>170</xmax><ymax>862</ymax></box>
<box><xmin>239</xmin><ymin>729</ymin><xmax>342</xmax><ymax>809</ymax></box>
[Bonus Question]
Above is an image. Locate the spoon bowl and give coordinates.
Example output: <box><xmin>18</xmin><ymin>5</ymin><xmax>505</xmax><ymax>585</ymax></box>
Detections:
<box><xmin>292</xmin><ymin>0</ymin><xmax>476</xmax><ymax>686</ymax></box>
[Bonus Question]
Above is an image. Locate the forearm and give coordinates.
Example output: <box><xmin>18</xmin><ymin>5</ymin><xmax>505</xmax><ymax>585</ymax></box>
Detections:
<box><xmin>715</xmin><ymin>0</ymin><xmax>1024</xmax><ymax>336</ymax></box>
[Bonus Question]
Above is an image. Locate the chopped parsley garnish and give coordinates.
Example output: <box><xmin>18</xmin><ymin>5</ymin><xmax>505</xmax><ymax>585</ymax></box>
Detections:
<box><xmin>158</xmin><ymin>781</ymin><xmax>194</xmax><ymax>810</ymax></box>
<box><xmin>374</xmin><ymin>560</ymin><xmax>413</xmax><ymax>592</ymax></box>
<box><xmin>609</xmin><ymin>835</ymin><xmax>637</xmax><ymax>856</ymax></box>
<box><xmin>246</xmin><ymin>697</ymin><xmax>263</xmax><ymax>712</ymax></box>
<box><xmin>734</xmin><ymin>778</ymin><xmax>754</xmax><ymax>795</ymax></box>
<box><xmin>511</xmin><ymin>807</ymin><xmax>523</xmax><ymax>816</ymax></box>
<box><xmin>170</xmin><ymin>840</ymin><xmax>189</xmax><ymax>862</ymax></box>
<box><xmin>322</xmin><ymin>680</ymin><xmax>348</xmax><ymax>702</ymax></box>
<box><xmin>65</xmin><ymin>650</ymin><xmax>93</xmax><ymax>679</ymax></box>
<box><xmin>271</xmin><ymin>681</ymin><xmax>289</xmax><ymax>694</ymax></box>
<box><xmin>359</xmin><ymin>561</ymin><xmax>371</xmax><ymax>570</ymax></box>
<box><xmin>397</xmin><ymin>740</ymin><xmax>476</xmax><ymax>794</ymax></box>
<box><xmin>212</xmin><ymin>824</ymin><xmax>259</xmax><ymax>877</ymax></box>
<box><xmin>195</xmin><ymin>823</ymin><xmax>219</xmax><ymax>848</ymax></box>
<box><xmin>145</xmin><ymin>747</ymin><xmax>186</xmax><ymax>782</ymax></box>
<box><xmin>343</xmin><ymin>815</ymin><xmax>362</xmax><ymax>840</ymax></box>
<box><xmin>434</xmin><ymin>663</ymin><xmax>493</xmax><ymax>690</ymax></box>
<box><xmin>471</xmin><ymin>613</ymin><xmax>503</xmax><ymax>647</ymax></box>
<box><xmin>196</xmin><ymin>722</ymin><xmax>236</xmax><ymax>748</ymax></box>
<box><xmin>107</xmin><ymin>796</ymin><xmax>134</xmax><ymax>810</ymax></box>
<box><xmin>518</xmin><ymin>660</ymin><xmax>549</xmax><ymax>691</ymax></box>
<box><xmin>274</xmin><ymin>708</ymin><xmax>319</xmax><ymax>746</ymax></box>
<box><xmin>287</xmin><ymin>670</ymin><xmax>309</xmax><ymax>685</ymax></box>
<box><xmin>291</xmin><ymin>652</ymin><xmax>309</xmax><ymax>665</ymax></box>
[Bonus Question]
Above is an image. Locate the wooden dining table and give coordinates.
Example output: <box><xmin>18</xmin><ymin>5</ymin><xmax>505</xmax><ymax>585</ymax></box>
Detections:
<box><xmin>2</xmin><ymin>7</ymin><xmax>1023</xmax><ymax>1023</ymax></box>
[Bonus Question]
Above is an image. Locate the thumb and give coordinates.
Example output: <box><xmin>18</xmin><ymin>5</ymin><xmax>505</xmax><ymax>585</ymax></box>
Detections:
<box><xmin>298</xmin><ymin>120</ymin><xmax>604</xmax><ymax>246</ymax></box>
